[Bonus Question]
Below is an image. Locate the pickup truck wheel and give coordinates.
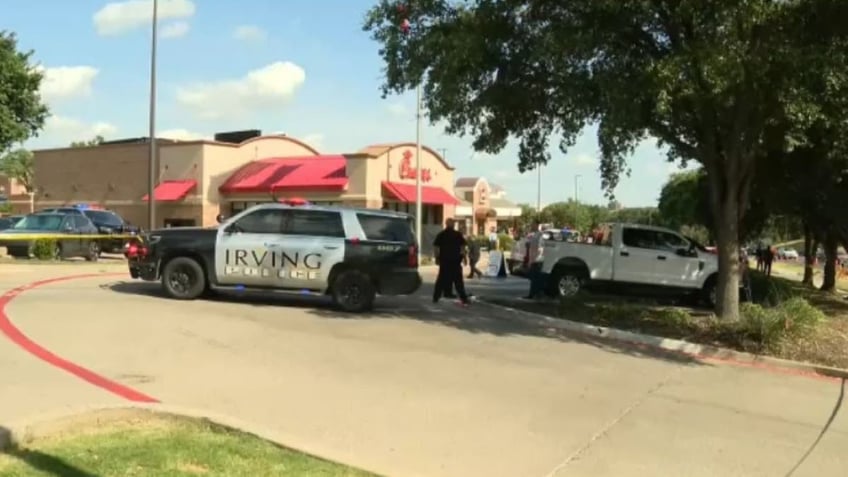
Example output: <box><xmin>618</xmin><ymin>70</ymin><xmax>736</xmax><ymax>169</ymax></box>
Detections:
<box><xmin>702</xmin><ymin>279</ymin><xmax>718</xmax><ymax>308</ymax></box>
<box><xmin>161</xmin><ymin>257</ymin><xmax>206</xmax><ymax>300</ymax></box>
<box><xmin>551</xmin><ymin>268</ymin><xmax>584</xmax><ymax>298</ymax></box>
<box><xmin>331</xmin><ymin>270</ymin><xmax>376</xmax><ymax>313</ymax></box>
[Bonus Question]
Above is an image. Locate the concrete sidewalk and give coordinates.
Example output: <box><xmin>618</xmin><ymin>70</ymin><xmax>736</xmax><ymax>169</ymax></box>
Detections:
<box><xmin>1</xmin><ymin>268</ymin><xmax>847</xmax><ymax>476</ymax></box>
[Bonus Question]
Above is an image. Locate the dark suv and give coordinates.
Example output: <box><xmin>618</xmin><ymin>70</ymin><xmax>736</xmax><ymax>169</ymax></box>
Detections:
<box><xmin>41</xmin><ymin>208</ymin><xmax>139</xmax><ymax>254</ymax></box>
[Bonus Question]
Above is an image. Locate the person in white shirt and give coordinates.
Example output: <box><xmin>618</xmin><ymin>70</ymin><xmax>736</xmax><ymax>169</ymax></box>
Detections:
<box><xmin>523</xmin><ymin>223</ymin><xmax>545</xmax><ymax>299</ymax></box>
<box><xmin>488</xmin><ymin>228</ymin><xmax>498</xmax><ymax>251</ymax></box>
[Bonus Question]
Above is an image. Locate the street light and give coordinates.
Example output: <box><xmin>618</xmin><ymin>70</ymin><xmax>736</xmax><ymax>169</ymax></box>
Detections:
<box><xmin>147</xmin><ymin>0</ymin><xmax>159</xmax><ymax>231</ymax></box>
<box><xmin>415</xmin><ymin>84</ymin><xmax>423</xmax><ymax>264</ymax></box>
<box><xmin>574</xmin><ymin>174</ymin><xmax>582</xmax><ymax>202</ymax></box>
<box><xmin>536</xmin><ymin>164</ymin><xmax>542</xmax><ymax>211</ymax></box>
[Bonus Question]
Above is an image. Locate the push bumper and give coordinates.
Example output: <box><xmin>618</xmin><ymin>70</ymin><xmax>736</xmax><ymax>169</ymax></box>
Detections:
<box><xmin>128</xmin><ymin>260</ymin><xmax>158</xmax><ymax>281</ymax></box>
<box><xmin>378</xmin><ymin>269</ymin><xmax>423</xmax><ymax>295</ymax></box>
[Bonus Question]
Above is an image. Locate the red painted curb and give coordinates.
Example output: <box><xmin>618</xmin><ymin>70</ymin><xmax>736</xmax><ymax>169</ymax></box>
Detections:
<box><xmin>0</xmin><ymin>273</ymin><xmax>160</xmax><ymax>403</ymax></box>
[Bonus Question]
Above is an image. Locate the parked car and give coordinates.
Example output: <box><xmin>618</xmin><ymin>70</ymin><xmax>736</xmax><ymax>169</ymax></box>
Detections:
<box><xmin>779</xmin><ymin>247</ymin><xmax>799</xmax><ymax>259</ymax></box>
<box><xmin>0</xmin><ymin>212</ymin><xmax>101</xmax><ymax>260</ymax></box>
<box><xmin>537</xmin><ymin>222</ymin><xmax>722</xmax><ymax>306</ymax></box>
<box><xmin>0</xmin><ymin>215</ymin><xmax>25</xmax><ymax>230</ymax></box>
<box><xmin>80</xmin><ymin>208</ymin><xmax>139</xmax><ymax>254</ymax></box>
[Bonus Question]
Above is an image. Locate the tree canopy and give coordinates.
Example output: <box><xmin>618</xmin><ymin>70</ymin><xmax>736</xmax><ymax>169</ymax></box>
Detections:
<box><xmin>0</xmin><ymin>148</ymin><xmax>34</xmax><ymax>192</ymax></box>
<box><xmin>0</xmin><ymin>31</ymin><xmax>48</xmax><ymax>154</ymax></box>
<box><xmin>70</xmin><ymin>135</ymin><xmax>105</xmax><ymax>148</ymax></box>
<box><xmin>364</xmin><ymin>0</ymin><xmax>848</xmax><ymax>320</ymax></box>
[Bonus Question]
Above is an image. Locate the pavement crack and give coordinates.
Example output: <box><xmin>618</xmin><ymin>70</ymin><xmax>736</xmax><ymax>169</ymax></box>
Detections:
<box><xmin>542</xmin><ymin>367</ymin><xmax>682</xmax><ymax>477</ymax></box>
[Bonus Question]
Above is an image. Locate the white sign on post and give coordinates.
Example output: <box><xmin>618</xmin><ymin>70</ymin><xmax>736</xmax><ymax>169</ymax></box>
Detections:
<box><xmin>486</xmin><ymin>251</ymin><xmax>504</xmax><ymax>277</ymax></box>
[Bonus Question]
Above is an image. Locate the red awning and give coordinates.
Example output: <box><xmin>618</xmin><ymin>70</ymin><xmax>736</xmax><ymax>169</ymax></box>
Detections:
<box><xmin>219</xmin><ymin>156</ymin><xmax>348</xmax><ymax>194</ymax></box>
<box><xmin>142</xmin><ymin>180</ymin><xmax>196</xmax><ymax>201</ymax></box>
<box><xmin>382</xmin><ymin>181</ymin><xmax>460</xmax><ymax>205</ymax></box>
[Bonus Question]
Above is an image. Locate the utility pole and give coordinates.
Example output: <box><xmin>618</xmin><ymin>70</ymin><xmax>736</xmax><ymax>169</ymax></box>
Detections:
<box><xmin>536</xmin><ymin>164</ymin><xmax>542</xmax><ymax>211</ymax></box>
<box><xmin>415</xmin><ymin>84</ymin><xmax>423</xmax><ymax>264</ymax></box>
<box><xmin>574</xmin><ymin>174</ymin><xmax>582</xmax><ymax>202</ymax></box>
<box><xmin>147</xmin><ymin>0</ymin><xmax>159</xmax><ymax>231</ymax></box>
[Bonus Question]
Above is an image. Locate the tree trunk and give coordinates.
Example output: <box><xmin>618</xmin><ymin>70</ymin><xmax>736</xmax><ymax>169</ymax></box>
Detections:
<box><xmin>821</xmin><ymin>231</ymin><xmax>837</xmax><ymax>292</ymax></box>
<box><xmin>802</xmin><ymin>224</ymin><xmax>815</xmax><ymax>285</ymax></box>
<box><xmin>714</xmin><ymin>198</ymin><xmax>741</xmax><ymax>320</ymax></box>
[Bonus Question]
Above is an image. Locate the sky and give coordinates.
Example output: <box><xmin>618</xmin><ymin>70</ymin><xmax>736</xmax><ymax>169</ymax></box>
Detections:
<box><xmin>5</xmin><ymin>0</ymin><xmax>692</xmax><ymax>208</ymax></box>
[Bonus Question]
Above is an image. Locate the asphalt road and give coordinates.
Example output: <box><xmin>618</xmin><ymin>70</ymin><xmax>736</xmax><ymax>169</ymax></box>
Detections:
<box><xmin>0</xmin><ymin>263</ymin><xmax>846</xmax><ymax>477</ymax></box>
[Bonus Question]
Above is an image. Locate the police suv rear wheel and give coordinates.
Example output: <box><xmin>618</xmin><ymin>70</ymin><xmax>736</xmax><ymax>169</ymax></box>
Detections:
<box><xmin>161</xmin><ymin>257</ymin><xmax>206</xmax><ymax>300</ymax></box>
<box><xmin>331</xmin><ymin>270</ymin><xmax>375</xmax><ymax>313</ymax></box>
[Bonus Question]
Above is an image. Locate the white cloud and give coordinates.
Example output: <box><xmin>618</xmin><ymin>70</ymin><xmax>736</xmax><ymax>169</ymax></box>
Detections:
<box><xmin>175</xmin><ymin>61</ymin><xmax>306</xmax><ymax>120</ymax></box>
<box><xmin>93</xmin><ymin>0</ymin><xmax>196</xmax><ymax>36</ymax></box>
<box><xmin>160</xmin><ymin>21</ymin><xmax>190</xmax><ymax>39</ymax></box>
<box><xmin>301</xmin><ymin>133</ymin><xmax>325</xmax><ymax>151</ymax></box>
<box><xmin>571</xmin><ymin>153</ymin><xmax>596</xmax><ymax>166</ymax></box>
<box><xmin>232</xmin><ymin>25</ymin><xmax>267</xmax><ymax>42</ymax></box>
<box><xmin>39</xmin><ymin>115</ymin><xmax>118</xmax><ymax>145</ymax></box>
<box><xmin>159</xmin><ymin>128</ymin><xmax>206</xmax><ymax>140</ymax></box>
<box><xmin>38</xmin><ymin>66</ymin><xmax>99</xmax><ymax>103</ymax></box>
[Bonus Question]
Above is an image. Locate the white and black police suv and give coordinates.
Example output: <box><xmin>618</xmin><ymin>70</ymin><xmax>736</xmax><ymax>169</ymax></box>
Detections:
<box><xmin>126</xmin><ymin>202</ymin><xmax>422</xmax><ymax>312</ymax></box>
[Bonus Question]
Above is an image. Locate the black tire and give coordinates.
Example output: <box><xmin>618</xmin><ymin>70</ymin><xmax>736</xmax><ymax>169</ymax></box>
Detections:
<box><xmin>53</xmin><ymin>244</ymin><xmax>62</xmax><ymax>261</ymax></box>
<box><xmin>701</xmin><ymin>277</ymin><xmax>718</xmax><ymax>308</ymax></box>
<box><xmin>331</xmin><ymin>269</ymin><xmax>376</xmax><ymax>313</ymax></box>
<box><xmin>85</xmin><ymin>241</ymin><xmax>100</xmax><ymax>262</ymax></box>
<box><xmin>547</xmin><ymin>266</ymin><xmax>585</xmax><ymax>298</ymax></box>
<box><xmin>161</xmin><ymin>256</ymin><xmax>206</xmax><ymax>300</ymax></box>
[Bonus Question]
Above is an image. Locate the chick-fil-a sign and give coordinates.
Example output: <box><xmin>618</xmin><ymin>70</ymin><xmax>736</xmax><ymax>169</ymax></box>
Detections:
<box><xmin>399</xmin><ymin>150</ymin><xmax>432</xmax><ymax>182</ymax></box>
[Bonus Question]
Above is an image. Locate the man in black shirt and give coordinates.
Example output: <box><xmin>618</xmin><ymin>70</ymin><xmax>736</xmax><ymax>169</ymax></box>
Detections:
<box><xmin>433</xmin><ymin>218</ymin><xmax>470</xmax><ymax>305</ymax></box>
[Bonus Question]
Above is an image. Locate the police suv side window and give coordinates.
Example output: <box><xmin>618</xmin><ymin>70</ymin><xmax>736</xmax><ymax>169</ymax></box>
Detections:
<box><xmin>286</xmin><ymin>210</ymin><xmax>345</xmax><ymax>238</ymax></box>
<box><xmin>231</xmin><ymin>209</ymin><xmax>286</xmax><ymax>234</ymax></box>
<box><xmin>357</xmin><ymin>214</ymin><xmax>414</xmax><ymax>243</ymax></box>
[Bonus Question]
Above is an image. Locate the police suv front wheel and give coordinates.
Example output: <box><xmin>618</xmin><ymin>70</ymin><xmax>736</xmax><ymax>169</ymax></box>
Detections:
<box><xmin>331</xmin><ymin>270</ymin><xmax>376</xmax><ymax>313</ymax></box>
<box><xmin>161</xmin><ymin>256</ymin><xmax>206</xmax><ymax>300</ymax></box>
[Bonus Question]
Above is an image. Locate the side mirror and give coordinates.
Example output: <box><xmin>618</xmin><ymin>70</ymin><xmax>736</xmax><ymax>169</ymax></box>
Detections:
<box><xmin>675</xmin><ymin>247</ymin><xmax>690</xmax><ymax>257</ymax></box>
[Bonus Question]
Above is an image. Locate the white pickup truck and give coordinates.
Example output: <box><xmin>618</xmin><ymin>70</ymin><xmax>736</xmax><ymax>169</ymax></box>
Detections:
<box><xmin>538</xmin><ymin>223</ymin><xmax>720</xmax><ymax>306</ymax></box>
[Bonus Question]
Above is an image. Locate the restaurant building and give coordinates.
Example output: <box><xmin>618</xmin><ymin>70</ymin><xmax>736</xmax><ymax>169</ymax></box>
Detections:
<box><xmin>17</xmin><ymin>131</ymin><xmax>460</xmax><ymax>246</ymax></box>
<box><xmin>453</xmin><ymin>176</ymin><xmax>522</xmax><ymax>235</ymax></box>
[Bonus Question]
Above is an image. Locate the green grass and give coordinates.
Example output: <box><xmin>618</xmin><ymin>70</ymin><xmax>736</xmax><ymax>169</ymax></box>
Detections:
<box><xmin>485</xmin><ymin>270</ymin><xmax>848</xmax><ymax>368</ymax></box>
<box><xmin>0</xmin><ymin>415</ymin><xmax>375</xmax><ymax>477</ymax></box>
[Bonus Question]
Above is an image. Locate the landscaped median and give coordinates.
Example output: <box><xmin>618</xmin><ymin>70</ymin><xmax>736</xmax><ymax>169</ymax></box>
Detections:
<box><xmin>0</xmin><ymin>413</ymin><xmax>374</xmax><ymax>477</ymax></box>
<box><xmin>484</xmin><ymin>271</ymin><xmax>848</xmax><ymax>369</ymax></box>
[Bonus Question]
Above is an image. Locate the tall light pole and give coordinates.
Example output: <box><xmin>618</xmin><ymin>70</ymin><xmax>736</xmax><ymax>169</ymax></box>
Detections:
<box><xmin>536</xmin><ymin>164</ymin><xmax>542</xmax><ymax>211</ymax></box>
<box><xmin>574</xmin><ymin>174</ymin><xmax>582</xmax><ymax>202</ymax></box>
<box><xmin>414</xmin><ymin>83</ymin><xmax>423</xmax><ymax>263</ymax></box>
<box><xmin>147</xmin><ymin>0</ymin><xmax>159</xmax><ymax>231</ymax></box>
<box><xmin>400</xmin><ymin>11</ymin><xmax>423</xmax><ymax>262</ymax></box>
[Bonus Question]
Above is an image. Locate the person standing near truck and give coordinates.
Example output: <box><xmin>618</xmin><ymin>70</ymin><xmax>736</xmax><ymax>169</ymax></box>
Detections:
<box><xmin>433</xmin><ymin>218</ymin><xmax>471</xmax><ymax>305</ymax></box>
<box><xmin>466</xmin><ymin>235</ymin><xmax>483</xmax><ymax>279</ymax></box>
<box><xmin>523</xmin><ymin>222</ymin><xmax>546</xmax><ymax>300</ymax></box>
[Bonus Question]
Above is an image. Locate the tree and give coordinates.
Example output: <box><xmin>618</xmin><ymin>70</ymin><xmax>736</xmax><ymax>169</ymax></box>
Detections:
<box><xmin>0</xmin><ymin>31</ymin><xmax>48</xmax><ymax>154</ymax></box>
<box><xmin>658</xmin><ymin>170</ymin><xmax>703</xmax><ymax>231</ymax></box>
<box><xmin>0</xmin><ymin>148</ymin><xmax>34</xmax><ymax>192</ymax></box>
<box><xmin>69</xmin><ymin>135</ymin><xmax>105</xmax><ymax>148</ymax></box>
<box><xmin>365</xmin><ymin>0</ymin><xmax>848</xmax><ymax>319</ymax></box>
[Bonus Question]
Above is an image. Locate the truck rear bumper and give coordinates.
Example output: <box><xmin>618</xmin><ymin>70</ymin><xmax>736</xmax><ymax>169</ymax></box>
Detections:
<box><xmin>378</xmin><ymin>269</ymin><xmax>422</xmax><ymax>295</ymax></box>
<box><xmin>129</xmin><ymin>260</ymin><xmax>158</xmax><ymax>281</ymax></box>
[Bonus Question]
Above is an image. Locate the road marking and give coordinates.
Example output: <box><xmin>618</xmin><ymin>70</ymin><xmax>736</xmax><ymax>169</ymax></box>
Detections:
<box><xmin>0</xmin><ymin>273</ymin><xmax>159</xmax><ymax>403</ymax></box>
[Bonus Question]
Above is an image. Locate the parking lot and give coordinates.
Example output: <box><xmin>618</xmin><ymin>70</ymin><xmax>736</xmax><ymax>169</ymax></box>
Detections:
<box><xmin>1</xmin><ymin>261</ymin><xmax>847</xmax><ymax>477</ymax></box>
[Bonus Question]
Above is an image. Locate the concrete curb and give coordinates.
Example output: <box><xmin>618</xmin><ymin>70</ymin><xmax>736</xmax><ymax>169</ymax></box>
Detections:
<box><xmin>475</xmin><ymin>298</ymin><xmax>848</xmax><ymax>381</ymax></box>
<box><xmin>0</xmin><ymin>404</ymin><xmax>382</xmax><ymax>476</ymax></box>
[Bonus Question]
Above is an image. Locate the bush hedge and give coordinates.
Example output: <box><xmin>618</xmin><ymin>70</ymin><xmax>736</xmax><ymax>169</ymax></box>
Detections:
<box><xmin>31</xmin><ymin>238</ymin><xmax>57</xmax><ymax>260</ymax></box>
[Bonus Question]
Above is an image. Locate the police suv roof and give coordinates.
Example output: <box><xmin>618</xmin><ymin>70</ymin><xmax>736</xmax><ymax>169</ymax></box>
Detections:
<box><xmin>249</xmin><ymin>202</ymin><xmax>413</xmax><ymax>219</ymax></box>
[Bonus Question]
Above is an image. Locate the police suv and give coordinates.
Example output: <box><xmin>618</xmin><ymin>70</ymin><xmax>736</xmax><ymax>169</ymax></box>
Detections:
<box><xmin>126</xmin><ymin>203</ymin><xmax>422</xmax><ymax>312</ymax></box>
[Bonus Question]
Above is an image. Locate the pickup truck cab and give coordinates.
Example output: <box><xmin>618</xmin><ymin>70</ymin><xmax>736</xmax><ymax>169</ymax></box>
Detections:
<box><xmin>539</xmin><ymin>222</ymin><xmax>720</xmax><ymax>306</ymax></box>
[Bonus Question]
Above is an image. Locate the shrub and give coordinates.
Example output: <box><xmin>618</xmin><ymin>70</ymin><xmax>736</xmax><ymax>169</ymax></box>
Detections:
<box><xmin>31</xmin><ymin>238</ymin><xmax>57</xmax><ymax>260</ymax></box>
<box><xmin>497</xmin><ymin>233</ymin><xmax>515</xmax><ymax>252</ymax></box>
<box><xmin>734</xmin><ymin>297</ymin><xmax>825</xmax><ymax>352</ymax></box>
<box><xmin>747</xmin><ymin>271</ymin><xmax>796</xmax><ymax>305</ymax></box>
